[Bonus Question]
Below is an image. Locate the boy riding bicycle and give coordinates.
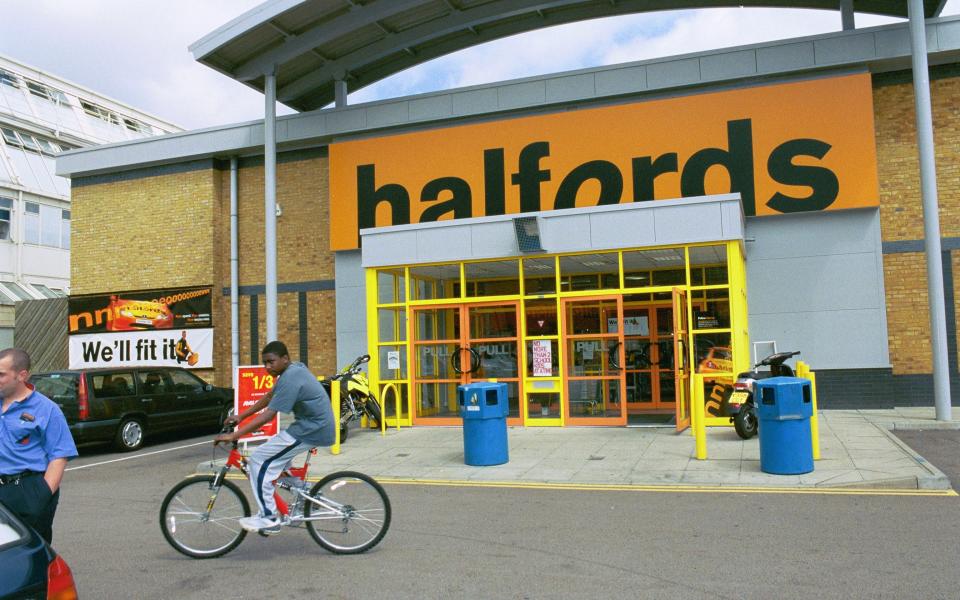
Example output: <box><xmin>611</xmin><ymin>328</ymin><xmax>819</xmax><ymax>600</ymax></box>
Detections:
<box><xmin>215</xmin><ymin>341</ymin><xmax>335</xmax><ymax>534</ymax></box>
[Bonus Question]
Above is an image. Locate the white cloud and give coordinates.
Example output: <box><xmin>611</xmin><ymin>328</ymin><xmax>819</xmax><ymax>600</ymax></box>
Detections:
<box><xmin>2</xmin><ymin>1</ymin><xmax>958</xmax><ymax>128</ymax></box>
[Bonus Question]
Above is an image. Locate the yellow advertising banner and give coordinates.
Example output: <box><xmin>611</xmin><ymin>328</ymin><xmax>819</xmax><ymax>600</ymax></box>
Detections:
<box><xmin>329</xmin><ymin>73</ymin><xmax>878</xmax><ymax>250</ymax></box>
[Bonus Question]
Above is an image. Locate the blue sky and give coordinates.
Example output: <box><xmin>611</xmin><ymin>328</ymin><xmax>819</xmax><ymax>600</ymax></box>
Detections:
<box><xmin>1</xmin><ymin>1</ymin><xmax>957</xmax><ymax>130</ymax></box>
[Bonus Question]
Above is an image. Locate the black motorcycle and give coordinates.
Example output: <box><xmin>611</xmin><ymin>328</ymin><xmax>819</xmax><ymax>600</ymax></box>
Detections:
<box><xmin>723</xmin><ymin>351</ymin><xmax>800</xmax><ymax>439</ymax></box>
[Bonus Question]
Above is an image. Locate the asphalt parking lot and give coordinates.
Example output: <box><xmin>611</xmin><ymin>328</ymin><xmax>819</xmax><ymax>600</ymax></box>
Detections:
<box><xmin>50</xmin><ymin>426</ymin><xmax>960</xmax><ymax>599</ymax></box>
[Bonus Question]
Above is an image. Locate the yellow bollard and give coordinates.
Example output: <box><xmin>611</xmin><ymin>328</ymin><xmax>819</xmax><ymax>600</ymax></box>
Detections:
<box><xmin>330</xmin><ymin>379</ymin><xmax>341</xmax><ymax>455</ymax></box>
<box><xmin>693</xmin><ymin>375</ymin><xmax>708</xmax><ymax>460</ymax></box>
<box><xmin>796</xmin><ymin>362</ymin><xmax>821</xmax><ymax>461</ymax></box>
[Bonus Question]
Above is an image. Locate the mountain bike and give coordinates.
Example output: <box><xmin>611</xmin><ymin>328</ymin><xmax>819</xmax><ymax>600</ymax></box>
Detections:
<box><xmin>159</xmin><ymin>419</ymin><xmax>391</xmax><ymax>559</ymax></box>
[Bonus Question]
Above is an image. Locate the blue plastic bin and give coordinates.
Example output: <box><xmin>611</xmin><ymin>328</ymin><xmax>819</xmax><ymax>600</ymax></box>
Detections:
<box><xmin>756</xmin><ymin>377</ymin><xmax>814</xmax><ymax>475</ymax></box>
<box><xmin>458</xmin><ymin>382</ymin><xmax>509</xmax><ymax>466</ymax></box>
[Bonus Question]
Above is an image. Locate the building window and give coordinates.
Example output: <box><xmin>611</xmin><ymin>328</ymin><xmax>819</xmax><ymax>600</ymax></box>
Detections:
<box><xmin>0</xmin><ymin>198</ymin><xmax>11</xmax><ymax>241</ymax></box>
<box><xmin>0</xmin><ymin>68</ymin><xmax>20</xmax><ymax>88</ymax></box>
<box><xmin>80</xmin><ymin>99</ymin><xmax>120</xmax><ymax>125</ymax></box>
<box><xmin>61</xmin><ymin>209</ymin><xmax>70</xmax><ymax>249</ymax></box>
<box><xmin>21</xmin><ymin>202</ymin><xmax>69</xmax><ymax>249</ymax></box>
<box><xmin>30</xmin><ymin>283</ymin><xmax>64</xmax><ymax>299</ymax></box>
<box><xmin>23</xmin><ymin>202</ymin><xmax>39</xmax><ymax>244</ymax></box>
<box><xmin>122</xmin><ymin>117</ymin><xmax>153</xmax><ymax>135</ymax></box>
<box><xmin>0</xmin><ymin>126</ymin><xmax>61</xmax><ymax>155</ymax></box>
<box><xmin>24</xmin><ymin>80</ymin><xmax>69</xmax><ymax>105</ymax></box>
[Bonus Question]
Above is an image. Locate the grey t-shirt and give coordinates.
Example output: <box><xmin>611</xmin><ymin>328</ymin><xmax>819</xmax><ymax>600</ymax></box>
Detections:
<box><xmin>267</xmin><ymin>362</ymin><xmax>335</xmax><ymax>447</ymax></box>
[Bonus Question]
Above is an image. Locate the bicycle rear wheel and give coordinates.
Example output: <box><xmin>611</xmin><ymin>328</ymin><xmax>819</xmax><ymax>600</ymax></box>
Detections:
<box><xmin>304</xmin><ymin>471</ymin><xmax>391</xmax><ymax>554</ymax></box>
<box><xmin>159</xmin><ymin>475</ymin><xmax>250</xmax><ymax>559</ymax></box>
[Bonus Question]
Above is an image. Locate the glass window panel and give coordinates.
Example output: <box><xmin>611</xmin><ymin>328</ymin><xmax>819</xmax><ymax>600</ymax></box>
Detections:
<box><xmin>464</xmin><ymin>259</ymin><xmax>519</xmax><ymax>297</ymax></box>
<box><xmin>415</xmin><ymin>344</ymin><xmax>457</xmax><ymax>379</ymax></box>
<box><xmin>622</xmin><ymin>247</ymin><xmax>685</xmax><ymax>272</ymax></box>
<box><xmin>31</xmin><ymin>284</ymin><xmax>59</xmax><ymax>299</ymax></box>
<box><xmin>473</xmin><ymin>341</ymin><xmax>518</xmax><ymax>379</ymax></box>
<box><xmin>377</xmin><ymin>307</ymin><xmax>407</xmax><ymax>342</ymax></box>
<box><xmin>379</xmin><ymin>381</ymin><xmax>409</xmax><ymax>420</ymax></box>
<box><xmin>559</xmin><ymin>253</ymin><xmax>618</xmax><ymax>292</ymax></box>
<box><xmin>0</xmin><ymin>69</ymin><xmax>19</xmax><ymax>88</ymax></box>
<box><xmin>694</xmin><ymin>293</ymin><xmax>730</xmax><ymax>330</ymax></box>
<box><xmin>377</xmin><ymin>345</ymin><xmax>408</xmax><ymax>380</ymax></box>
<box><xmin>410</xmin><ymin>263</ymin><xmax>459</xmax><ymax>300</ymax></box>
<box><xmin>694</xmin><ymin>332</ymin><xmax>733</xmax><ymax>378</ymax></box>
<box><xmin>17</xmin><ymin>132</ymin><xmax>39</xmax><ymax>152</ymax></box>
<box><xmin>651</xmin><ymin>268</ymin><xmax>685</xmax><ymax>286</ymax></box>
<box><xmin>1</xmin><ymin>127</ymin><xmax>20</xmax><ymax>146</ymax></box>
<box><xmin>568</xmin><ymin>379</ymin><xmax>622</xmax><ymax>418</ymax></box>
<box><xmin>40</xmin><ymin>204</ymin><xmax>60</xmax><ymax>246</ymax></box>
<box><xmin>416</xmin><ymin>382</ymin><xmax>459</xmax><ymax>418</ymax></box>
<box><xmin>525</xmin><ymin>299</ymin><xmax>558</xmax><ymax>336</ymax></box>
<box><xmin>376</xmin><ymin>269</ymin><xmax>406</xmax><ymax>304</ymax></box>
<box><xmin>527</xmin><ymin>392</ymin><xmax>560</xmax><ymax>419</ymax></box>
<box><xmin>413</xmin><ymin>307</ymin><xmax>460</xmax><ymax>341</ymax></box>
<box><xmin>23</xmin><ymin>211</ymin><xmax>39</xmax><ymax>245</ymax></box>
<box><xmin>523</xmin><ymin>256</ymin><xmax>556</xmax><ymax>295</ymax></box>
<box><xmin>689</xmin><ymin>245</ymin><xmax>728</xmax><ymax>284</ymax></box>
<box><xmin>469</xmin><ymin>305</ymin><xmax>516</xmax><ymax>339</ymax></box>
<box><xmin>0</xmin><ymin>282</ymin><xmax>32</xmax><ymax>301</ymax></box>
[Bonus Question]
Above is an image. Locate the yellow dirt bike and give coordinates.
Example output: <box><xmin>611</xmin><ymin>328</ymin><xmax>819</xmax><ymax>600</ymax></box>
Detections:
<box><xmin>321</xmin><ymin>354</ymin><xmax>382</xmax><ymax>442</ymax></box>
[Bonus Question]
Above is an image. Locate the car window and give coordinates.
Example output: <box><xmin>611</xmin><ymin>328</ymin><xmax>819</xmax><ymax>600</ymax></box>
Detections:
<box><xmin>93</xmin><ymin>372</ymin><xmax>135</xmax><ymax>397</ymax></box>
<box><xmin>0</xmin><ymin>505</ymin><xmax>26</xmax><ymax>548</ymax></box>
<box><xmin>30</xmin><ymin>373</ymin><xmax>79</xmax><ymax>401</ymax></box>
<box><xmin>137</xmin><ymin>371</ymin><xmax>172</xmax><ymax>394</ymax></box>
<box><xmin>167</xmin><ymin>370</ymin><xmax>203</xmax><ymax>393</ymax></box>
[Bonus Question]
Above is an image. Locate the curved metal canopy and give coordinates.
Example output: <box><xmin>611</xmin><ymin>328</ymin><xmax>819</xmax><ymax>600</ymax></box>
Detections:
<box><xmin>191</xmin><ymin>0</ymin><xmax>946</xmax><ymax>112</ymax></box>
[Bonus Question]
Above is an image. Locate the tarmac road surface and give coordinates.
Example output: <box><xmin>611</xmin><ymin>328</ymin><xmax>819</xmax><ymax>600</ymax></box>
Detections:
<box><xmin>54</xmin><ymin>433</ymin><xmax>960</xmax><ymax>599</ymax></box>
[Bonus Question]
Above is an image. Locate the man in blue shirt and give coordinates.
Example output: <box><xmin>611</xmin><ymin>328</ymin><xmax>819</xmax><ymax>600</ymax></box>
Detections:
<box><xmin>0</xmin><ymin>348</ymin><xmax>78</xmax><ymax>543</ymax></box>
<box><xmin>215</xmin><ymin>340</ymin><xmax>334</xmax><ymax>534</ymax></box>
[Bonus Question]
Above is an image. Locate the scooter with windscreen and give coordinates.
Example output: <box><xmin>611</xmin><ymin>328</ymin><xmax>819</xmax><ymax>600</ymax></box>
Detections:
<box><xmin>723</xmin><ymin>350</ymin><xmax>800</xmax><ymax>439</ymax></box>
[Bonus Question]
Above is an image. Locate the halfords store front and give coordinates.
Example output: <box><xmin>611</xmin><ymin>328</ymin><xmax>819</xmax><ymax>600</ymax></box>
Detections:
<box><xmin>57</xmin><ymin>21</ymin><xmax>960</xmax><ymax>428</ymax></box>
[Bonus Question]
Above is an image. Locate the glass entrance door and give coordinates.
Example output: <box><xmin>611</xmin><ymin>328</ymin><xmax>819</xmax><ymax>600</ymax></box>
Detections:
<box><xmin>562</xmin><ymin>296</ymin><xmax>626</xmax><ymax>425</ymax></box>
<box><xmin>410</xmin><ymin>302</ymin><xmax>521</xmax><ymax>425</ymax></box>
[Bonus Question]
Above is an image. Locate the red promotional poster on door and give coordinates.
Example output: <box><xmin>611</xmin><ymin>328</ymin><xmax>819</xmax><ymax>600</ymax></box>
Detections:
<box><xmin>234</xmin><ymin>366</ymin><xmax>279</xmax><ymax>442</ymax></box>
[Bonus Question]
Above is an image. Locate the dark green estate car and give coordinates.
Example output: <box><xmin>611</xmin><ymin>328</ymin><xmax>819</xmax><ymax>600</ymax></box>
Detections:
<box><xmin>30</xmin><ymin>367</ymin><xmax>233</xmax><ymax>452</ymax></box>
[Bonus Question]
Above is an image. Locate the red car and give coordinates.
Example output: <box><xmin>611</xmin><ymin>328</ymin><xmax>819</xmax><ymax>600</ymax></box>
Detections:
<box><xmin>107</xmin><ymin>295</ymin><xmax>173</xmax><ymax>331</ymax></box>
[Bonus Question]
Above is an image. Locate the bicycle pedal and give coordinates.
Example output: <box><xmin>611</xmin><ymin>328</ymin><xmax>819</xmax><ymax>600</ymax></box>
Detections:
<box><xmin>258</xmin><ymin>526</ymin><xmax>283</xmax><ymax>536</ymax></box>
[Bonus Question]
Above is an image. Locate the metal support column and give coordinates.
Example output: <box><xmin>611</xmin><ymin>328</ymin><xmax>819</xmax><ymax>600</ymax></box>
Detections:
<box><xmin>334</xmin><ymin>79</ymin><xmax>347</xmax><ymax>107</ymax></box>
<box><xmin>908</xmin><ymin>0</ymin><xmax>952</xmax><ymax>420</ymax></box>
<box><xmin>230</xmin><ymin>157</ymin><xmax>239</xmax><ymax>374</ymax></box>
<box><xmin>264</xmin><ymin>71</ymin><xmax>278</xmax><ymax>343</ymax></box>
<box><xmin>839</xmin><ymin>0</ymin><xmax>855</xmax><ymax>30</ymax></box>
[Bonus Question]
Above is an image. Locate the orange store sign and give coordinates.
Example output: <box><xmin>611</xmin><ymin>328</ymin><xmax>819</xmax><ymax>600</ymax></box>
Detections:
<box><xmin>329</xmin><ymin>73</ymin><xmax>879</xmax><ymax>250</ymax></box>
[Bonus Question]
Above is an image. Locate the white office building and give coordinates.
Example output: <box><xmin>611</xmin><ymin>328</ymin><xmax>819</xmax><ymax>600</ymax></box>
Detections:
<box><xmin>0</xmin><ymin>54</ymin><xmax>181</xmax><ymax>346</ymax></box>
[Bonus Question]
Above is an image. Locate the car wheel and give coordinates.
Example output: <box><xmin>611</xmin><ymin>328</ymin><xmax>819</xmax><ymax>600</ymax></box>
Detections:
<box><xmin>114</xmin><ymin>418</ymin><xmax>145</xmax><ymax>451</ymax></box>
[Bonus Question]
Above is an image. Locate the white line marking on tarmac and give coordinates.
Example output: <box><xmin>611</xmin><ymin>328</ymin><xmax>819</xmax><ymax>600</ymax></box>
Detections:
<box><xmin>66</xmin><ymin>440</ymin><xmax>211</xmax><ymax>471</ymax></box>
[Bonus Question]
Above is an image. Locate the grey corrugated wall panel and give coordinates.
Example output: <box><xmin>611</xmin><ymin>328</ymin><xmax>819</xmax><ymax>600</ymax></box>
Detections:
<box><xmin>743</xmin><ymin>209</ymin><xmax>889</xmax><ymax>370</ymax></box>
<box><xmin>334</xmin><ymin>250</ymin><xmax>367</xmax><ymax>369</ymax></box>
<box><xmin>13</xmin><ymin>298</ymin><xmax>68</xmax><ymax>373</ymax></box>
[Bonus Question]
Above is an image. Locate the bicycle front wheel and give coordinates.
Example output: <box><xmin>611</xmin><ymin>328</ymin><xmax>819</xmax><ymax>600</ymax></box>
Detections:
<box><xmin>159</xmin><ymin>475</ymin><xmax>250</xmax><ymax>559</ymax></box>
<box><xmin>304</xmin><ymin>471</ymin><xmax>391</xmax><ymax>554</ymax></box>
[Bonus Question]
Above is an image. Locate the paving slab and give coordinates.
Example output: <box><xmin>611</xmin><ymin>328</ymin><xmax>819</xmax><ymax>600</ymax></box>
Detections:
<box><xmin>198</xmin><ymin>409</ymin><xmax>957</xmax><ymax>492</ymax></box>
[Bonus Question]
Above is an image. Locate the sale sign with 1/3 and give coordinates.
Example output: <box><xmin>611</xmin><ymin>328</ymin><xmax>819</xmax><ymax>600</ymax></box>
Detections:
<box><xmin>234</xmin><ymin>365</ymin><xmax>280</xmax><ymax>442</ymax></box>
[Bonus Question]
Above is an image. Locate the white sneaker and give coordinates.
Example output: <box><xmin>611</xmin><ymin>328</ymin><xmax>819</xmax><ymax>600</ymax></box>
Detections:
<box><xmin>239</xmin><ymin>515</ymin><xmax>282</xmax><ymax>533</ymax></box>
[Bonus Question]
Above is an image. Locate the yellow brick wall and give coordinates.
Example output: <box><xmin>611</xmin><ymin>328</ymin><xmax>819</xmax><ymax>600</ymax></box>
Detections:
<box><xmin>70</xmin><ymin>168</ymin><xmax>216</xmax><ymax>293</ymax></box>
<box><xmin>874</xmin><ymin>75</ymin><xmax>960</xmax><ymax>375</ymax></box>
<box><xmin>212</xmin><ymin>154</ymin><xmax>338</xmax><ymax>385</ymax></box>
<box><xmin>71</xmin><ymin>154</ymin><xmax>338</xmax><ymax>388</ymax></box>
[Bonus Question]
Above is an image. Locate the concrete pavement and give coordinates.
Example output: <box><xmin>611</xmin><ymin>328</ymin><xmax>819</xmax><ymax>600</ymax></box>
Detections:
<box><xmin>208</xmin><ymin>408</ymin><xmax>959</xmax><ymax>492</ymax></box>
